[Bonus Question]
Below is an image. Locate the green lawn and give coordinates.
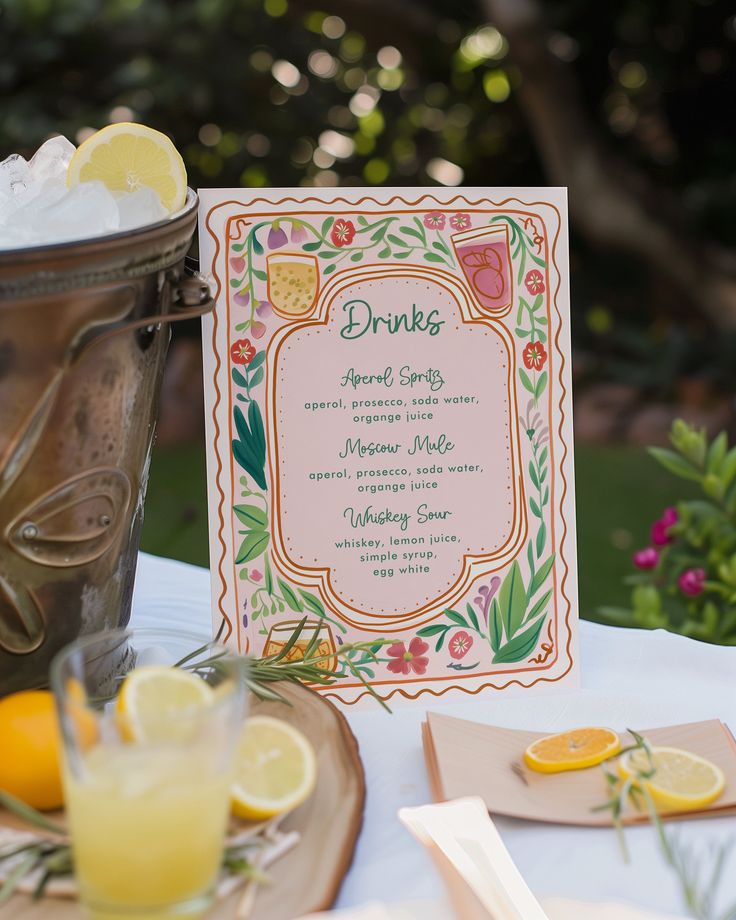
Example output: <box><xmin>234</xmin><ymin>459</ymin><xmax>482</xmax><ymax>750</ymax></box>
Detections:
<box><xmin>140</xmin><ymin>442</ymin><xmax>696</xmax><ymax>621</ymax></box>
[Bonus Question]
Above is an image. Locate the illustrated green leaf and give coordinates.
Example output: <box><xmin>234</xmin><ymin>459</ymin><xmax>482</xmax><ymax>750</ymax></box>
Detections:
<box><xmin>525</xmin><ymin>589</ymin><xmax>551</xmax><ymax>625</ymax></box>
<box><xmin>536</xmin><ymin>521</ymin><xmax>547</xmax><ymax>557</ymax></box>
<box><xmin>445</xmin><ymin>609</ymin><xmax>469</xmax><ymax>628</ymax></box>
<box><xmin>279</xmin><ymin>579</ymin><xmax>304</xmax><ymax>612</ymax></box>
<box><xmin>250</xmin><ymin>367</ymin><xmax>264</xmax><ymax>389</ymax></box>
<box><xmin>248</xmin><ymin>400</ymin><xmax>266</xmax><ymax>460</ymax></box>
<box><xmin>252</xmin><ymin>235</ymin><xmax>264</xmax><ymax>256</ymax></box>
<box><xmin>498</xmin><ymin>561</ymin><xmax>527</xmax><ymax>639</ymax></box>
<box><xmin>400</xmin><ymin>225</ymin><xmax>423</xmax><ymax>241</ymax></box>
<box><xmin>302</xmin><ymin>241</ymin><xmax>321</xmax><ymax>251</ymax></box>
<box><xmin>249</xmin><ymin>351</ymin><xmax>266</xmax><ymax>372</ymax></box>
<box><xmin>300</xmin><ymin>589</ymin><xmax>326</xmax><ymax>618</ymax></box>
<box><xmin>466</xmin><ymin>603</ymin><xmax>481</xmax><ymax>633</ymax></box>
<box><xmin>492</xmin><ymin>614</ymin><xmax>547</xmax><ymax>664</ymax></box>
<box><xmin>393</xmin><ymin>250</ymin><xmax>411</xmax><ymax>259</ymax></box>
<box><xmin>232</xmin><ymin>368</ymin><xmax>248</xmax><ymax>388</ymax></box>
<box><xmin>534</xmin><ymin>371</ymin><xmax>548</xmax><ymax>400</ymax></box>
<box><xmin>378</xmin><ymin>246</ymin><xmax>391</xmax><ymax>258</ymax></box>
<box><xmin>253</xmin><ymin>268</ymin><xmax>267</xmax><ymax>281</ymax></box>
<box><xmin>236</xmin><ymin>530</ymin><xmax>270</xmax><ymax>564</ymax></box>
<box><xmin>647</xmin><ymin>447</ymin><xmax>703</xmax><ymax>483</ymax></box>
<box><xmin>264</xmin><ymin>556</ymin><xmax>273</xmax><ymax>594</ymax></box>
<box><xmin>515</xmin><ymin>327</ymin><xmax>531</xmax><ymax>338</ymax></box>
<box><xmin>489</xmin><ymin>598</ymin><xmax>502</xmax><ymax>652</ymax></box>
<box><xmin>229</xmin><ymin>279</ymin><xmax>240</xmax><ymax>288</ymax></box>
<box><xmin>233</xmin><ymin>504</ymin><xmax>268</xmax><ymax>529</ymax></box>
<box><xmin>529</xmin><ymin>497</ymin><xmax>542</xmax><ymax>518</ymax></box>
<box><xmin>350</xmin><ymin>251</ymin><xmax>364</xmax><ymax>262</ymax></box>
<box><xmin>231</xmin><ymin>241</ymin><xmax>246</xmax><ymax>253</ymax></box>
<box><xmin>318</xmin><ymin>249</ymin><xmax>339</xmax><ymax>258</ymax></box>
<box><xmin>529</xmin><ymin>461</ymin><xmax>540</xmax><ymax>489</ymax></box>
<box><xmin>519</xmin><ymin>368</ymin><xmax>535</xmax><ymax>394</ymax></box>
<box><xmin>423</xmin><ymin>252</ymin><xmax>446</xmax><ymax>263</ymax></box>
<box><xmin>539</xmin><ymin>446</ymin><xmax>548</xmax><ymax>467</ymax></box>
<box><xmin>321</xmin><ymin>217</ymin><xmax>334</xmax><ymax>236</ymax></box>
<box><xmin>528</xmin><ymin>554</ymin><xmax>555</xmax><ymax>597</ymax></box>
<box><xmin>324</xmin><ymin>264</ymin><xmax>336</xmax><ymax>275</ymax></box>
<box><xmin>370</xmin><ymin>226</ymin><xmax>387</xmax><ymax>242</ymax></box>
<box><xmin>417</xmin><ymin>624</ymin><xmax>447</xmax><ymax>637</ymax></box>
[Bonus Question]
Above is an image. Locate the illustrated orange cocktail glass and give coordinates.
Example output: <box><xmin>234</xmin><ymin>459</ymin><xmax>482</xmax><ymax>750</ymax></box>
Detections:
<box><xmin>263</xmin><ymin>619</ymin><xmax>337</xmax><ymax>672</ymax></box>
<box><xmin>451</xmin><ymin>224</ymin><xmax>513</xmax><ymax>314</ymax></box>
<box><xmin>266</xmin><ymin>253</ymin><xmax>319</xmax><ymax>319</ymax></box>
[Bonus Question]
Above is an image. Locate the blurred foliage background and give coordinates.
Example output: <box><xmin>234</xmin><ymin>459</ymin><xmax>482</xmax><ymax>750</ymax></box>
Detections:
<box><xmin>2</xmin><ymin>0</ymin><xmax>735</xmax><ymax>620</ymax></box>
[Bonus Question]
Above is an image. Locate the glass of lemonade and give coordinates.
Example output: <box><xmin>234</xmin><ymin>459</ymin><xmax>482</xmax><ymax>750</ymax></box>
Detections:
<box><xmin>50</xmin><ymin>628</ymin><xmax>247</xmax><ymax>920</ymax></box>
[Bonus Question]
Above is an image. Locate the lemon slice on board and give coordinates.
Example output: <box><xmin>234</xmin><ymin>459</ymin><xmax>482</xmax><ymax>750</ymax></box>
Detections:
<box><xmin>524</xmin><ymin>727</ymin><xmax>621</xmax><ymax>774</ymax></box>
<box><xmin>67</xmin><ymin>123</ymin><xmax>187</xmax><ymax>213</ymax></box>
<box><xmin>231</xmin><ymin>715</ymin><xmax>317</xmax><ymax>821</ymax></box>
<box><xmin>618</xmin><ymin>746</ymin><xmax>725</xmax><ymax>812</ymax></box>
<box><xmin>116</xmin><ymin>665</ymin><xmax>214</xmax><ymax>742</ymax></box>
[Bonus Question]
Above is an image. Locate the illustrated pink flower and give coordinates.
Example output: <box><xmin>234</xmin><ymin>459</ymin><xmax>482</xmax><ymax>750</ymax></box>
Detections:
<box><xmin>633</xmin><ymin>547</ymin><xmax>659</xmax><ymax>570</ymax></box>
<box><xmin>449</xmin><ymin>630</ymin><xmax>473</xmax><ymax>660</ymax></box>
<box><xmin>330</xmin><ymin>218</ymin><xmax>356</xmax><ymax>248</ymax></box>
<box><xmin>230</xmin><ymin>256</ymin><xmax>246</xmax><ymax>273</ymax></box>
<box><xmin>423</xmin><ymin>212</ymin><xmax>446</xmax><ymax>230</ymax></box>
<box><xmin>250</xmin><ymin>321</ymin><xmax>267</xmax><ymax>339</ymax></box>
<box><xmin>525</xmin><ymin>269</ymin><xmax>545</xmax><ymax>294</ymax></box>
<box><xmin>250</xmin><ymin>569</ymin><xmax>263</xmax><ymax>582</ymax></box>
<box><xmin>267</xmin><ymin>223</ymin><xmax>288</xmax><ymax>249</ymax></box>
<box><xmin>233</xmin><ymin>290</ymin><xmax>250</xmax><ymax>307</ymax></box>
<box><xmin>387</xmin><ymin>637</ymin><xmax>429</xmax><ymax>676</ymax></box>
<box><xmin>450</xmin><ymin>213</ymin><xmax>470</xmax><ymax>230</ymax></box>
<box><xmin>678</xmin><ymin>568</ymin><xmax>706</xmax><ymax>597</ymax></box>
<box><xmin>651</xmin><ymin>507</ymin><xmax>678</xmax><ymax>546</ymax></box>
<box><xmin>523</xmin><ymin>341</ymin><xmax>547</xmax><ymax>371</ymax></box>
<box><xmin>230</xmin><ymin>338</ymin><xmax>256</xmax><ymax>365</ymax></box>
<box><xmin>290</xmin><ymin>222</ymin><xmax>308</xmax><ymax>244</ymax></box>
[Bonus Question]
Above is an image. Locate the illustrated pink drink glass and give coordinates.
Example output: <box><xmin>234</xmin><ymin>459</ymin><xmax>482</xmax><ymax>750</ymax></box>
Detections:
<box><xmin>451</xmin><ymin>224</ymin><xmax>513</xmax><ymax>313</ymax></box>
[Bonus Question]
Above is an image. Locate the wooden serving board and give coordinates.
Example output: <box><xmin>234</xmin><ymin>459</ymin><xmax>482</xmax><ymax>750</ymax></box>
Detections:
<box><xmin>0</xmin><ymin>682</ymin><xmax>365</xmax><ymax>920</ymax></box>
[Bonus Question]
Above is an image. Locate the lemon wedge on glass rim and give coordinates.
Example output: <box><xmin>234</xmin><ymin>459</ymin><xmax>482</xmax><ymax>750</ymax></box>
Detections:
<box><xmin>116</xmin><ymin>665</ymin><xmax>214</xmax><ymax>743</ymax></box>
<box><xmin>231</xmin><ymin>715</ymin><xmax>317</xmax><ymax>821</ymax></box>
<box><xmin>618</xmin><ymin>746</ymin><xmax>725</xmax><ymax>812</ymax></box>
<box><xmin>67</xmin><ymin>122</ymin><xmax>187</xmax><ymax>213</ymax></box>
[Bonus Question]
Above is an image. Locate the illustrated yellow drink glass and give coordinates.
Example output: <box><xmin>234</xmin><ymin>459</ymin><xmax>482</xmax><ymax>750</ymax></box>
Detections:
<box><xmin>263</xmin><ymin>618</ymin><xmax>337</xmax><ymax>672</ymax></box>
<box><xmin>51</xmin><ymin>628</ymin><xmax>247</xmax><ymax>920</ymax></box>
<box><xmin>266</xmin><ymin>252</ymin><xmax>319</xmax><ymax>318</ymax></box>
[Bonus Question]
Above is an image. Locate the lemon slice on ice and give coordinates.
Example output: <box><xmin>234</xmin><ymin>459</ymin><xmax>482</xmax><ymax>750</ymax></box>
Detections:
<box><xmin>67</xmin><ymin>123</ymin><xmax>187</xmax><ymax>213</ymax></box>
<box><xmin>231</xmin><ymin>715</ymin><xmax>317</xmax><ymax>821</ymax></box>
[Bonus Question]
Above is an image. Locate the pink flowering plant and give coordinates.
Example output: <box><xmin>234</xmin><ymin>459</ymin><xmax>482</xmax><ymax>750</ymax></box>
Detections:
<box><xmin>601</xmin><ymin>420</ymin><xmax>736</xmax><ymax>645</ymax></box>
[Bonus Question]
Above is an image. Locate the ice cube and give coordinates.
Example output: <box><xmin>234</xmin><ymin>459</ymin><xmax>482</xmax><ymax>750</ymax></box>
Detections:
<box><xmin>28</xmin><ymin>135</ymin><xmax>76</xmax><ymax>182</ymax></box>
<box><xmin>37</xmin><ymin>180</ymin><xmax>120</xmax><ymax>244</ymax></box>
<box><xmin>0</xmin><ymin>154</ymin><xmax>31</xmax><ymax>198</ymax></box>
<box><xmin>116</xmin><ymin>186</ymin><xmax>166</xmax><ymax>231</ymax></box>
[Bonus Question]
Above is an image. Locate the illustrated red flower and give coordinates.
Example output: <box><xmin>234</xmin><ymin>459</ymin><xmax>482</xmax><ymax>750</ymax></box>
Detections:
<box><xmin>330</xmin><ymin>218</ymin><xmax>356</xmax><ymax>248</ymax></box>
<box><xmin>524</xmin><ymin>269</ymin><xmax>545</xmax><ymax>294</ymax></box>
<box><xmin>523</xmin><ymin>341</ymin><xmax>547</xmax><ymax>371</ymax></box>
<box><xmin>230</xmin><ymin>338</ymin><xmax>256</xmax><ymax>365</ymax></box>
<box><xmin>449</xmin><ymin>630</ymin><xmax>473</xmax><ymax>660</ymax></box>
<box><xmin>423</xmin><ymin>212</ymin><xmax>446</xmax><ymax>230</ymax></box>
<box><xmin>387</xmin><ymin>637</ymin><xmax>429</xmax><ymax>676</ymax></box>
<box><xmin>449</xmin><ymin>213</ymin><xmax>470</xmax><ymax>230</ymax></box>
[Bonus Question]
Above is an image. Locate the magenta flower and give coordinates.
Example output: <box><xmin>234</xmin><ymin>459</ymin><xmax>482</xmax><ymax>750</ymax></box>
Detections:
<box><xmin>678</xmin><ymin>568</ymin><xmax>705</xmax><ymax>597</ymax></box>
<box><xmin>651</xmin><ymin>507</ymin><xmax>678</xmax><ymax>546</ymax></box>
<box><xmin>633</xmin><ymin>547</ymin><xmax>659</xmax><ymax>570</ymax></box>
<box><xmin>233</xmin><ymin>290</ymin><xmax>250</xmax><ymax>307</ymax></box>
<box><xmin>423</xmin><ymin>212</ymin><xmax>446</xmax><ymax>230</ymax></box>
<box><xmin>290</xmin><ymin>222</ymin><xmax>308</xmax><ymax>244</ymax></box>
<box><xmin>267</xmin><ymin>223</ymin><xmax>288</xmax><ymax>249</ymax></box>
<box><xmin>256</xmin><ymin>300</ymin><xmax>273</xmax><ymax>318</ymax></box>
<box><xmin>387</xmin><ymin>637</ymin><xmax>429</xmax><ymax>676</ymax></box>
<box><xmin>450</xmin><ymin>213</ymin><xmax>470</xmax><ymax>230</ymax></box>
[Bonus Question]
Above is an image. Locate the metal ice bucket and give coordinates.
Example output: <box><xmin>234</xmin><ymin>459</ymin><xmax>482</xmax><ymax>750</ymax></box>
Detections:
<box><xmin>0</xmin><ymin>190</ymin><xmax>211</xmax><ymax>695</ymax></box>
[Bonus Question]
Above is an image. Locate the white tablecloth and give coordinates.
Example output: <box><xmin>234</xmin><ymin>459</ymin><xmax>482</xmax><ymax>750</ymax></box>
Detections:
<box><xmin>131</xmin><ymin>553</ymin><xmax>736</xmax><ymax>918</ymax></box>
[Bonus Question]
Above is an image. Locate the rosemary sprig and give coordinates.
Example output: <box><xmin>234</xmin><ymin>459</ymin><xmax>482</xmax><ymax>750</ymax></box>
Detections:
<box><xmin>595</xmin><ymin>729</ymin><xmax>736</xmax><ymax>920</ymax></box>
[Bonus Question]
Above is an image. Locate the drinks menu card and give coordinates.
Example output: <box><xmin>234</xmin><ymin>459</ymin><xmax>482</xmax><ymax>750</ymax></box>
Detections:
<box><xmin>198</xmin><ymin>188</ymin><xmax>579</xmax><ymax>706</ymax></box>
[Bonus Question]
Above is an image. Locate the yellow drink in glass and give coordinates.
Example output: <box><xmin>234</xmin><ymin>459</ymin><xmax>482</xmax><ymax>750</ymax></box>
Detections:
<box><xmin>266</xmin><ymin>253</ymin><xmax>319</xmax><ymax>318</ymax></box>
<box><xmin>51</xmin><ymin>629</ymin><xmax>247</xmax><ymax>920</ymax></box>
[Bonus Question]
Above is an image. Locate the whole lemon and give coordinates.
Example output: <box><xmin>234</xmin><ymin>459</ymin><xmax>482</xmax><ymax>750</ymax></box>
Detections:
<box><xmin>0</xmin><ymin>689</ymin><xmax>65</xmax><ymax>811</ymax></box>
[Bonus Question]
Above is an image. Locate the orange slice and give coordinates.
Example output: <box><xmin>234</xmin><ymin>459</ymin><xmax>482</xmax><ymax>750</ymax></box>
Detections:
<box><xmin>524</xmin><ymin>727</ymin><xmax>621</xmax><ymax>774</ymax></box>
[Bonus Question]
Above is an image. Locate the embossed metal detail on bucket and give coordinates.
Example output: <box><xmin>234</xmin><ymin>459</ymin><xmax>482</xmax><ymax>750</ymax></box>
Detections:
<box><xmin>0</xmin><ymin>190</ymin><xmax>211</xmax><ymax>694</ymax></box>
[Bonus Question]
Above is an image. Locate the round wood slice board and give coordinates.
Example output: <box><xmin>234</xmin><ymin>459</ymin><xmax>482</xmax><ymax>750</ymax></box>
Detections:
<box><xmin>0</xmin><ymin>681</ymin><xmax>365</xmax><ymax>920</ymax></box>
